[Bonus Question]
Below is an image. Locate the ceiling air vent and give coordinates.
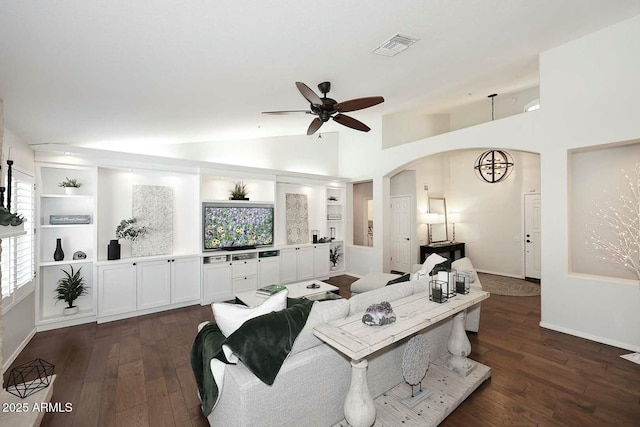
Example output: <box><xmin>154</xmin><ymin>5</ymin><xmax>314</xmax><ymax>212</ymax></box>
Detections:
<box><xmin>372</xmin><ymin>33</ymin><xmax>419</xmax><ymax>57</ymax></box>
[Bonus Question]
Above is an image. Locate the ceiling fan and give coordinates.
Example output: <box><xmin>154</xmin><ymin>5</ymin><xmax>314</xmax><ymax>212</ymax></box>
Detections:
<box><xmin>263</xmin><ymin>81</ymin><xmax>384</xmax><ymax>135</ymax></box>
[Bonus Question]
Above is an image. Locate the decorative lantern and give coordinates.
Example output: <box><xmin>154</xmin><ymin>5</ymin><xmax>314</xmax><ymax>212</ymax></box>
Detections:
<box><xmin>454</xmin><ymin>270</ymin><xmax>471</xmax><ymax>294</ymax></box>
<box><xmin>438</xmin><ymin>269</ymin><xmax>457</xmax><ymax>299</ymax></box>
<box><xmin>429</xmin><ymin>276</ymin><xmax>448</xmax><ymax>303</ymax></box>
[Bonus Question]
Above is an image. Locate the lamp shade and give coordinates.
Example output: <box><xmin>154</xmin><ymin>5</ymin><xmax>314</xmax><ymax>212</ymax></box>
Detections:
<box><xmin>424</xmin><ymin>213</ymin><xmax>440</xmax><ymax>224</ymax></box>
<box><xmin>449</xmin><ymin>213</ymin><xmax>461</xmax><ymax>224</ymax></box>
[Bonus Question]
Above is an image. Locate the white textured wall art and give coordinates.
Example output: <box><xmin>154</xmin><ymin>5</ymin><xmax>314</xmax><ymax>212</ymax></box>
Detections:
<box><xmin>286</xmin><ymin>193</ymin><xmax>309</xmax><ymax>245</ymax></box>
<box><xmin>132</xmin><ymin>185</ymin><xmax>173</xmax><ymax>257</ymax></box>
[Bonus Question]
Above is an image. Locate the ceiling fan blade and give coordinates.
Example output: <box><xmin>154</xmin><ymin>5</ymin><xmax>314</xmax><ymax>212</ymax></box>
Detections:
<box><xmin>307</xmin><ymin>118</ymin><xmax>323</xmax><ymax>135</ymax></box>
<box><xmin>296</xmin><ymin>82</ymin><xmax>323</xmax><ymax>107</ymax></box>
<box><xmin>262</xmin><ymin>110</ymin><xmax>312</xmax><ymax>115</ymax></box>
<box><xmin>334</xmin><ymin>96</ymin><xmax>384</xmax><ymax>113</ymax></box>
<box><xmin>333</xmin><ymin>114</ymin><xmax>371</xmax><ymax>132</ymax></box>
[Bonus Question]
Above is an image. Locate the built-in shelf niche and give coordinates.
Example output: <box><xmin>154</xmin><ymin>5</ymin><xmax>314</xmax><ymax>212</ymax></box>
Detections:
<box><xmin>201</xmin><ymin>174</ymin><xmax>276</xmax><ymax>202</ymax></box>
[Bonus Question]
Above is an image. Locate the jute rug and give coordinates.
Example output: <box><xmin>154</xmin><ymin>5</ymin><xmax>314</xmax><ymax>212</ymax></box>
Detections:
<box><xmin>477</xmin><ymin>272</ymin><xmax>540</xmax><ymax>297</ymax></box>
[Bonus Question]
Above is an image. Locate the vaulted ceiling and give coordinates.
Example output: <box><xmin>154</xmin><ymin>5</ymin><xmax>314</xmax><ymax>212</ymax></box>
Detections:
<box><xmin>1</xmin><ymin>0</ymin><xmax>639</xmax><ymax>147</ymax></box>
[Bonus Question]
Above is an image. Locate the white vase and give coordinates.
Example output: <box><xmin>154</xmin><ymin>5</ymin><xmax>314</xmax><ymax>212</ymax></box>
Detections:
<box><xmin>63</xmin><ymin>306</ymin><xmax>79</xmax><ymax>316</ymax></box>
<box><xmin>331</xmin><ymin>265</ymin><xmax>337</xmax><ymax>271</ymax></box>
<box><xmin>64</xmin><ymin>187</ymin><xmax>79</xmax><ymax>195</ymax></box>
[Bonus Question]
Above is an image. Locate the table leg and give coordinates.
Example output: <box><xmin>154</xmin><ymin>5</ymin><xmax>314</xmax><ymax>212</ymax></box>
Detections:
<box><xmin>444</xmin><ymin>310</ymin><xmax>476</xmax><ymax>376</ymax></box>
<box><xmin>344</xmin><ymin>358</ymin><xmax>376</xmax><ymax>427</ymax></box>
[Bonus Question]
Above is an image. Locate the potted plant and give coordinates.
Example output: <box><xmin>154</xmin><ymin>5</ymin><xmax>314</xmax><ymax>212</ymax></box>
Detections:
<box><xmin>115</xmin><ymin>217</ymin><xmax>147</xmax><ymax>241</ymax></box>
<box><xmin>329</xmin><ymin>245</ymin><xmax>342</xmax><ymax>271</ymax></box>
<box><xmin>58</xmin><ymin>177</ymin><xmax>82</xmax><ymax>195</ymax></box>
<box><xmin>54</xmin><ymin>265</ymin><xmax>88</xmax><ymax>316</ymax></box>
<box><xmin>108</xmin><ymin>218</ymin><xmax>148</xmax><ymax>260</ymax></box>
<box><xmin>229</xmin><ymin>182</ymin><xmax>249</xmax><ymax>200</ymax></box>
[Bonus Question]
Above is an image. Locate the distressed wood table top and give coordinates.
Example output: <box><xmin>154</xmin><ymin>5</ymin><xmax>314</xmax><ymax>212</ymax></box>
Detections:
<box><xmin>314</xmin><ymin>289</ymin><xmax>489</xmax><ymax>360</ymax></box>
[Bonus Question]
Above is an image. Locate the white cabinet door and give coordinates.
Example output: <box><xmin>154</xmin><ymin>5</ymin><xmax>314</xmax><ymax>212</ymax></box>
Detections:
<box><xmin>313</xmin><ymin>244</ymin><xmax>330</xmax><ymax>277</ymax></box>
<box><xmin>137</xmin><ymin>260</ymin><xmax>171</xmax><ymax>310</ymax></box>
<box><xmin>203</xmin><ymin>262</ymin><xmax>233</xmax><ymax>302</ymax></box>
<box><xmin>297</xmin><ymin>247</ymin><xmax>314</xmax><ymax>281</ymax></box>
<box><xmin>258</xmin><ymin>256</ymin><xmax>280</xmax><ymax>286</ymax></box>
<box><xmin>280</xmin><ymin>248</ymin><xmax>298</xmax><ymax>284</ymax></box>
<box><xmin>98</xmin><ymin>263</ymin><xmax>137</xmax><ymax>317</ymax></box>
<box><xmin>233</xmin><ymin>275</ymin><xmax>258</xmax><ymax>294</ymax></box>
<box><xmin>171</xmin><ymin>257</ymin><xmax>201</xmax><ymax>304</ymax></box>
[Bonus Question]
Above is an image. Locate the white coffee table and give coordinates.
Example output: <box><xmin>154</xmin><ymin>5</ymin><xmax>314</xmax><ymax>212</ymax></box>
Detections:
<box><xmin>235</xmin><ymin>280</ymin><xmax>340</xmax><ymax>307</ymax></box>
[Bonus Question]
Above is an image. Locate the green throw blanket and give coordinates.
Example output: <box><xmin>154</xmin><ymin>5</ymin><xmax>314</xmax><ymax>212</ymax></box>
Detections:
<box><xmin>191</xmin><ymin>298</ymin><xmax>314</xmax><ymax>417</ymax></box>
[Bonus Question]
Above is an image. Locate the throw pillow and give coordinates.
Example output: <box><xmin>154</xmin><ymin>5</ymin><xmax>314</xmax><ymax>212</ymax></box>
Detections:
<box><xmin>212</xmin><ymin>289</ymin><xmax>288</xmax><ymax>337</ymax></box>
<box><xmin>451</xmin><ymin>257</ymin><xmax>476</xmax><ymax>282</ymax></box>
<box><xmin>422</xmin><ymin>253</ymin><xmax>451</xmax><ymax>275</ymax></box>
<box><xmin>386</xmin><ymin>273</ymin><xmax>411</xmax><ymax>286</ymax></box>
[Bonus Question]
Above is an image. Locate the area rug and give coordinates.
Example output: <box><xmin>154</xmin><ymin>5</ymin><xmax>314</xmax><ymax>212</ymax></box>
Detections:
<box><xmin>620</xmin><ymin>353</ymin><xmax>640</xmax><ymax>365</ymax></box>
<box><xmin>477</xmin><ymin>272</ymin><xmax>540</xmax><ymax>297</ymax></box>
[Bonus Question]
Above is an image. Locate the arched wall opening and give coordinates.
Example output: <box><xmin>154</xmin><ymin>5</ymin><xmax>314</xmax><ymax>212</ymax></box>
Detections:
<box><xmin>381</xmin><ymin>147</ymin><xmax>541</xmax><ymax>279</ymax></box>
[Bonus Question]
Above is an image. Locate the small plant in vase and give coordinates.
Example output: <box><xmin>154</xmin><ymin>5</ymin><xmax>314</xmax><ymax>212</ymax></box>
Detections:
<box><xmin>58</xmin><ymin>177</ymin><xmax>82</xmax><ymax>195</ymax></box>
<box><xmin>115</xmin><ymin>217</ymin><xmax>148</xmax><ymax>241</ymax></box>
<box><xmin>329</xmin><ymin>245</ymin><xmax>342</xmax><ymax>271</ymax></box>
<box><xmin>230</xmin><ymin>182</ymin><xmax>249</xmax><ymax>200</ymax></box>
<box><xmin>54</xmin><ymin>265</ymin><xmax>88</xmax><ymax>316</ymax></box>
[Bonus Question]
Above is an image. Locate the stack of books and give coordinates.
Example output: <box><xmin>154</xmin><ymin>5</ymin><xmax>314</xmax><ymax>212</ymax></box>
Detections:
<box><xmin>256</xmin><ymin>284</ymin><xmax>287</xmax><ymax>296</ymax></box>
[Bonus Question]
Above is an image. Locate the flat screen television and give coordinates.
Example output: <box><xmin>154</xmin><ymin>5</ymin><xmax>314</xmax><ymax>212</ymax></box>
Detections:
<box><xmin>203</xmin><ymin>202</ymin><xmax>274</xmax><ymax>251</ymax></box>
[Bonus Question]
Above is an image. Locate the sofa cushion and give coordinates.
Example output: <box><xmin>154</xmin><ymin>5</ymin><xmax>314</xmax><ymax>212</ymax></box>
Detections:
<box><xmin>451</xmin><ymin>257</ymin><xmax>477</xmax><ymax>283</ymax></box>
<box><xmin>422</xmin><ymin>253</ymin><xmax>449</xmax><ymax>274</ymax></box>
<box><xmin>351</xmin><ymin>272</ymin><xmax>401</xmax><ymax>294</ymax></box>
<box><xmin>386</xmin><ymin>273</ymin><xmax>411</xmax><ymax>286</ymax></box>
<box><xmin>212</xmin><ymin>290</ymin><xmax>288</xmax><ymax>337</ymax></box>
<box><xmin>289</xmin><ymin>298</ymin><xmax>349</xmax><ymax>356</ymax></box>
<box><xmin>349</xmin><ymin>281</ymin><xmax>414</xmax><ymax>315</ymax></box>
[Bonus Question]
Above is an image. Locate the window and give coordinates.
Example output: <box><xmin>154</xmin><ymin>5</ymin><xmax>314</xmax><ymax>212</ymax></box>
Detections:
<box><xmin>1</xmin><ymin>169</ymin><xmax>35</xmax><ymax>310</ymax></box>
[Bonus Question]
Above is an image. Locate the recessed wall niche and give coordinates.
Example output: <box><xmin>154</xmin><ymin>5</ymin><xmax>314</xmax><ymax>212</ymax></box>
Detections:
<box><xmin>570</xmin><ymin>142</ymin><xmax>640</xmax><ymax>281</ymax></box>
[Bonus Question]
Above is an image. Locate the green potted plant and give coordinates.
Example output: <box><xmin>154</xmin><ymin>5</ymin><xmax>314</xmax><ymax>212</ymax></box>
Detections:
<box><xmin>58</xmin><ymin>177</ymin><xmax>82</xmax><ymax>195</ymax></box>
<box><xmin>229</xmin><ymin>182</ymin><xmax>249</xmax><ymax>200</ymax></box>
<box><xmin>329</xmin><ymin>245</ymin><xmax>342</xmax><ymax>271</ymax></box>
<box><xmin>54</xmin><ymin>265</ymin><xmax>88</xmax><ymax>316</ymax></box>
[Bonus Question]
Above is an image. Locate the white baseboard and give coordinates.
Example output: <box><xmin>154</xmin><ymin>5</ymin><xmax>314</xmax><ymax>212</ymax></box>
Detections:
<box><xmin>2</xmin><ymin>328</ymin><xmax>36</xmax><ymax>374</ymax></box>
<box><xmin>475</xmin><ymin>269</ymin><xmax>523</xmax><ymax>279</ymax></box>
<box><xmin>539</xmin><ymin>321</ymin><xmax>640</xmax><ymax>353</ymax></box>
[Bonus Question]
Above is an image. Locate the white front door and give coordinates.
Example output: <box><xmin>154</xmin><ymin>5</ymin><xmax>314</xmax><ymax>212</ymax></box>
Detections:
<box><xmin>391</xmin><ymin>196</ymin><xmax>412</xmax><ymax>273</ymax></box>
<box><xmin>524</xmin><ymin>194</ymin><xmax>541</xmax><ymax>280</ymax></box>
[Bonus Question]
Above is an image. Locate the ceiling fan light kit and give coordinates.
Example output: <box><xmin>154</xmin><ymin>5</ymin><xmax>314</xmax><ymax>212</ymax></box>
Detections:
<box><xmin>263</xmin><ymin>81</ymin><xmax>384</xmax><ymax>135</ymax></box>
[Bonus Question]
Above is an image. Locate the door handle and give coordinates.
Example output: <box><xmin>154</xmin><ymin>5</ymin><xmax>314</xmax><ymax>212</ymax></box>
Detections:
<box><xmin>526</xmin><ymin>240</ymin><xmax>531</xmax><ymax>243</ymax></box>
<box><xmin>405</xmin><ymin>238</ymin><xmax>410</xmax><ymax>241</ymax></box>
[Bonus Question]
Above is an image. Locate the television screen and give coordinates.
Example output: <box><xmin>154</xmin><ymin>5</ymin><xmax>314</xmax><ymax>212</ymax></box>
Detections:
<box><xmin>203</xmin><ymin>203</ymin><xmax>274</xmax><ymax>250</ymax></box>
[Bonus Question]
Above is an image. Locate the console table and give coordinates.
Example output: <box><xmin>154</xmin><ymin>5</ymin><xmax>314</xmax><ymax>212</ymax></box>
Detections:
<box><xmin>314</xmin><ymin>289</ymin><xmax>489</xmax><ymax>427</ymax></box>
<box><xmin>420</xmin><ymin>241</ymin><xmax>465</xmax><ymax>263</ymax></box>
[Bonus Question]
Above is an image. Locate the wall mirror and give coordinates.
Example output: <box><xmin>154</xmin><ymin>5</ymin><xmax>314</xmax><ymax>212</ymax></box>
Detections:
<box><xmin>428</xmin><ymin>197</ymin><xmax>448</xmax><ymax>243</ymax></box>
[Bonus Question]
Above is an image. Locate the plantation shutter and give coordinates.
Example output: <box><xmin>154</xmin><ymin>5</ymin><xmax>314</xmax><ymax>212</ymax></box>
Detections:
<box><xmin>1</xmin><ymin>169</ymin><xmax>35</xmax><ymax>303</ymax></box>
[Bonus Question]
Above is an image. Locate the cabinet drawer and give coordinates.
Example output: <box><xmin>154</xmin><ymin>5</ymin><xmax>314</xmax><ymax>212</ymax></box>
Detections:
<box><xmin>232</xmin><ymin>259</ymin><xmax>257</xmax><ymax>277</ymax></box>
<box><xmin>233</xmin><ymin>275</ymin><xmax>257</xmax><ymax>293</ymax></box>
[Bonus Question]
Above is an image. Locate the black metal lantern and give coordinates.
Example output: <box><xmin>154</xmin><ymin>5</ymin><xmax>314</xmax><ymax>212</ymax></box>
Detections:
<box><xmin>429</xmin><ymin>277</ymin><xmax>448</xmax><ymax>303</ymax></box>
<box><xmin>474</xmin><ymin>149</ymin><xmax>514</xmax><ymax>183</ymax></box>
<box><xmin>454</xmin><ymin>270</ymin><xmax>471</xmax><ymax>294</ymax></box>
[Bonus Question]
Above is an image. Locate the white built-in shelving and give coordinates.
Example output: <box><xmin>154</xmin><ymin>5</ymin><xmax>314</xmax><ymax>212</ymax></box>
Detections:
<box><xmin>35</xmin><ymin>163</ymin><xmax>98</xmax><ymax>331</ymax></box>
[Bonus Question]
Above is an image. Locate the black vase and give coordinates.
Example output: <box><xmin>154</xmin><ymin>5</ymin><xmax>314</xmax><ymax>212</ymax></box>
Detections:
<box><xmin>53</xmin><ymin>238</ymin><xmax>64</xmax><ymax>261</ymax></box>
<box><xmin>108</xmin><ymin>239</ymin><xmax>121</xmax><ymax>260</ymax></box>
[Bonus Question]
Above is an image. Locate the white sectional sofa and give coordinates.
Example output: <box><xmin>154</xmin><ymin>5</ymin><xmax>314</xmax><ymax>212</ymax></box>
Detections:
<box><xmin>201</xmin><ymin>278</ymin><xmax>461</xmax><ymax>427</ymax></box>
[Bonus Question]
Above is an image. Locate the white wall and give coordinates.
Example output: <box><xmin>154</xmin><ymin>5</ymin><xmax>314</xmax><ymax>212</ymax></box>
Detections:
<box><xmin>338</xmin><ymin>15</ymin><xmax>640</xmax><ymax>351</ymax></box>
<box><xmin>2</xmin><ymin>292</ymin><xmax>35</xmax><ymax>371</ymax></box>
<box><xmin>88</xmin><ymin>132</ymin><xmax>341</xmax><ymax>177</ymax></box>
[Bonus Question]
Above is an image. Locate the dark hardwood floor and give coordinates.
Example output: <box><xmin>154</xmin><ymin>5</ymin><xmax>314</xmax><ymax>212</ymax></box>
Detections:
<box><xmin>5</xmin><ymin>275</ymin><xmax>639</xmax><ymax>426</ymax></box>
